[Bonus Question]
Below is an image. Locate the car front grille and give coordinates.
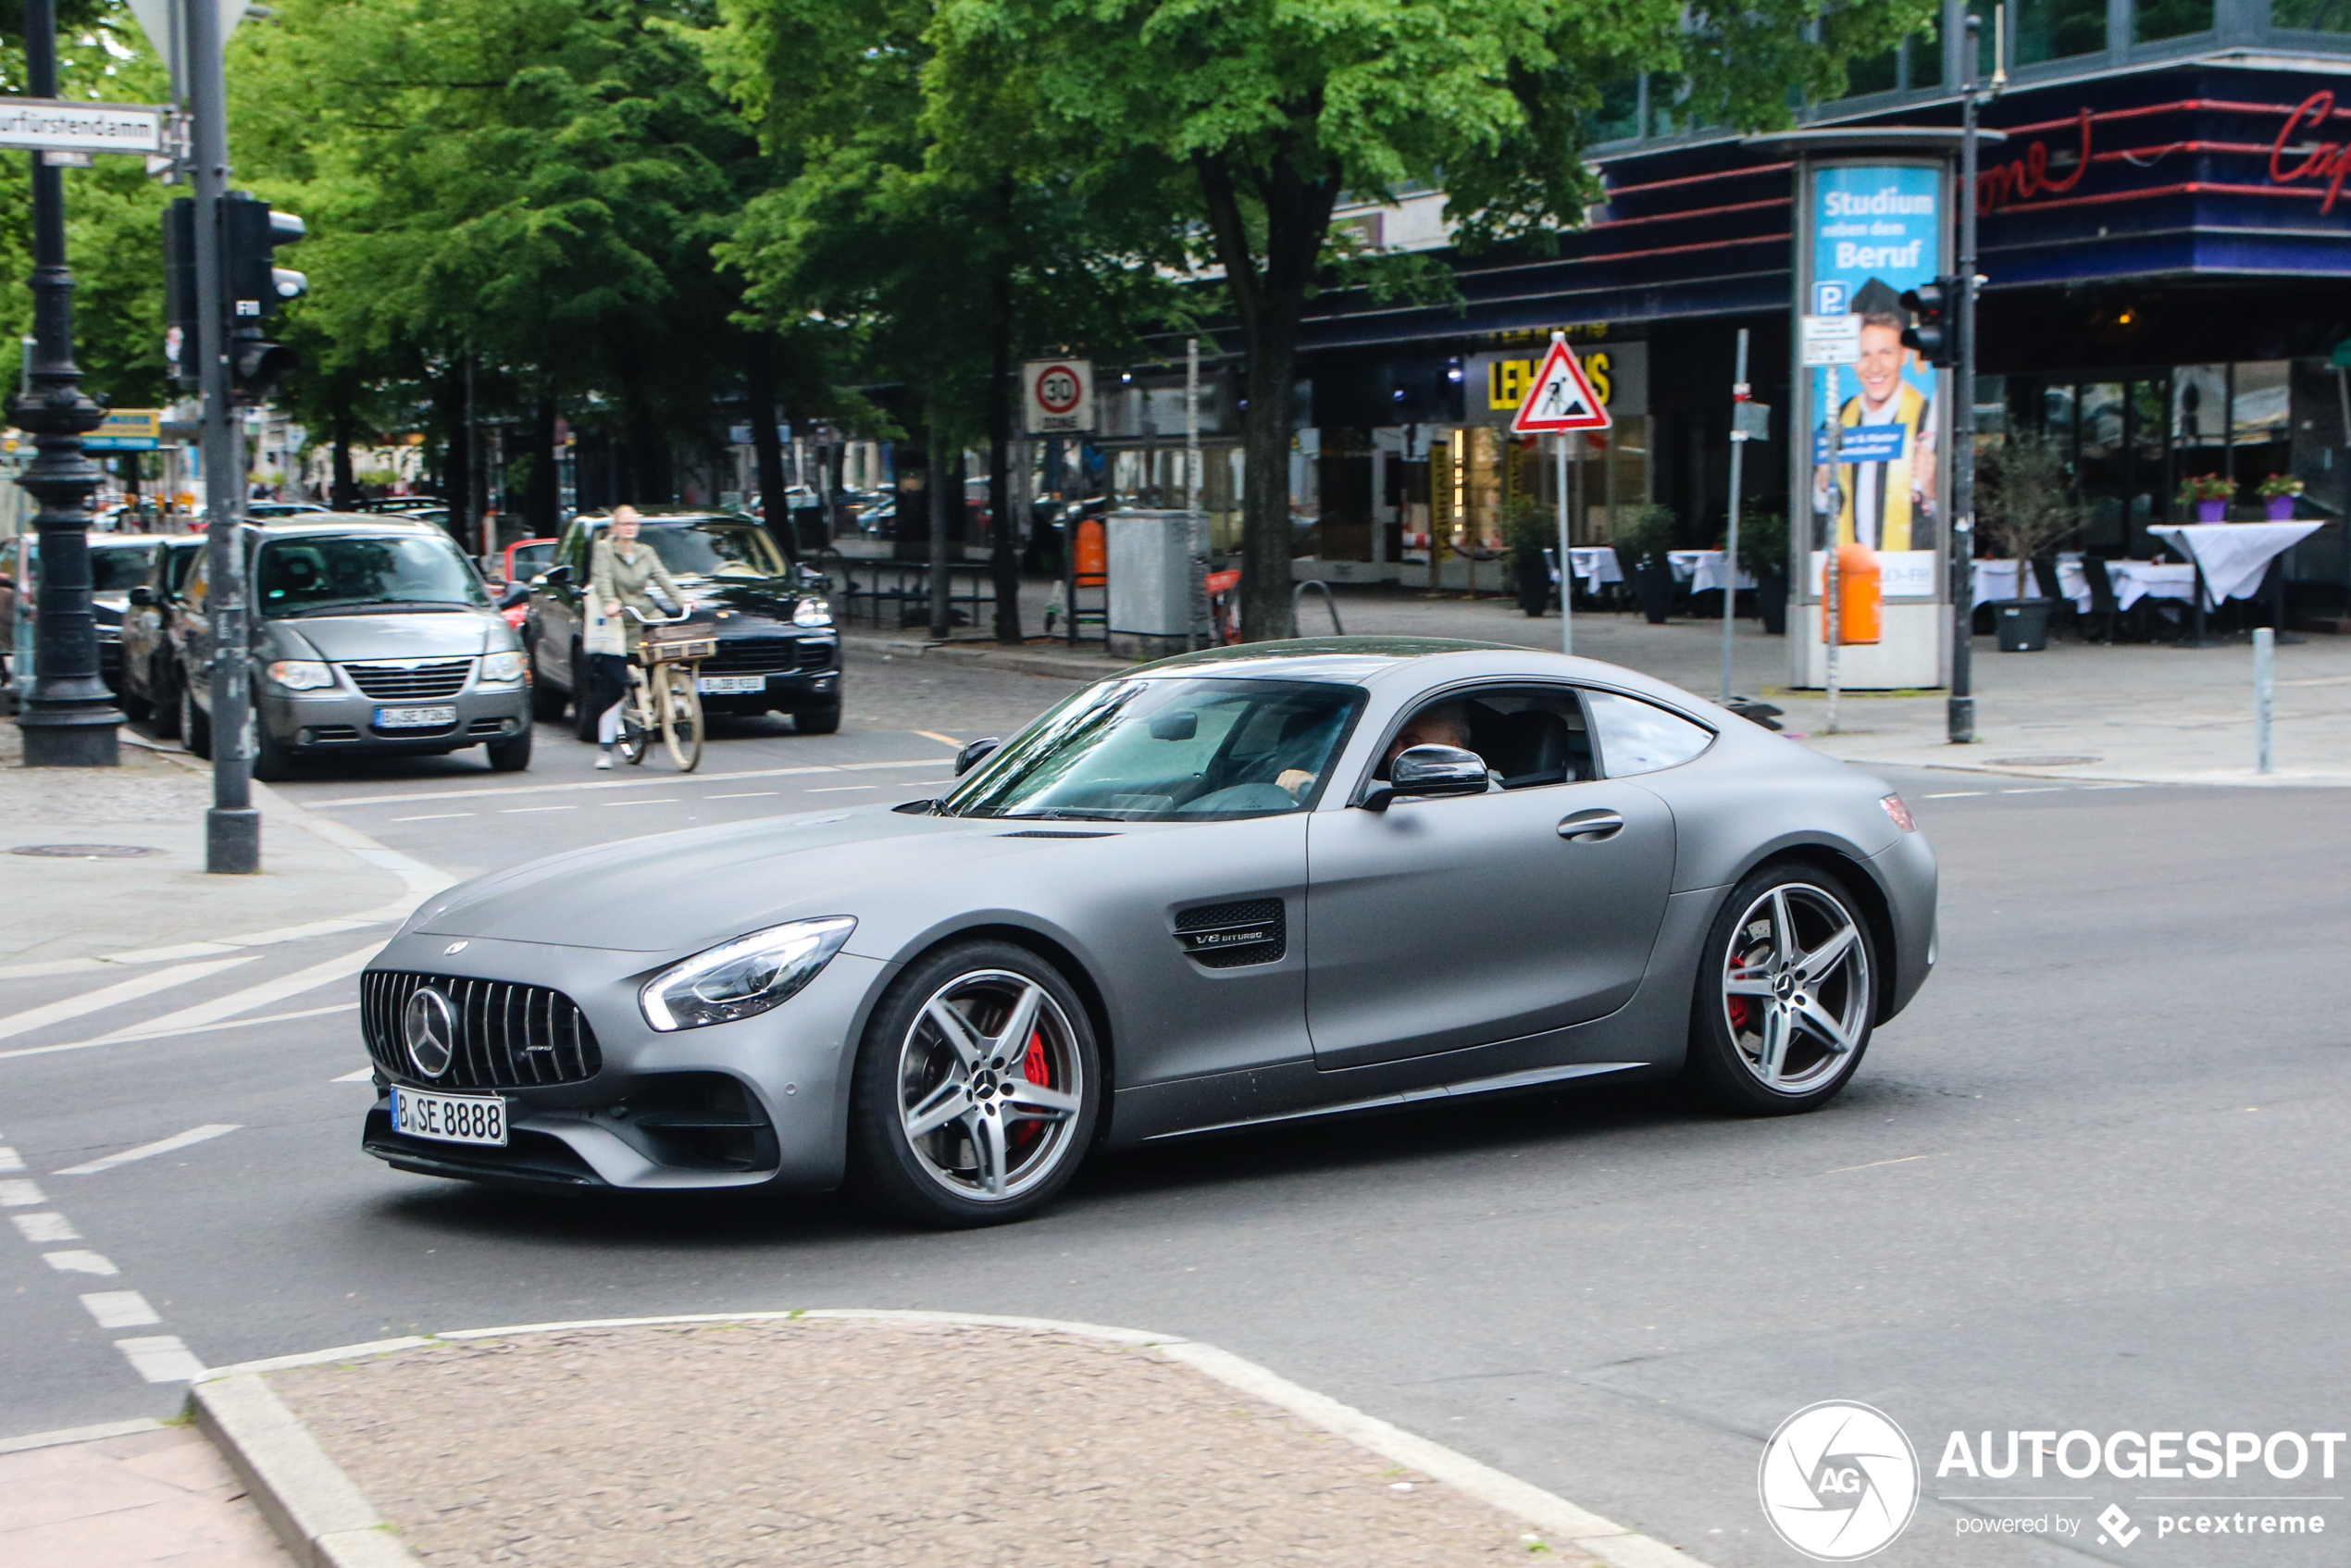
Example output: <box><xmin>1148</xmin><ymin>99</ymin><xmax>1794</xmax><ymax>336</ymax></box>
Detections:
<box><xmin>361</xmin><ymin>970</ymin><xmax>602</xmax><ymax>1088</ymax></box>
<box><xmin>307</xmin><ymin>724</ymin><xmax>360</xmax><ymax>742</ymax></box>
<box><xmin>798</xmin><ymin>640</ymin><xmax>834</xmax><ymax>670</ymax></box>
<box><xmin>344</xmin><ymin>659</ymin><xmax>473</xmax><ymax>699</ymax></box>
<box><xmin>702</xmin><ymin>637</ymin><xmax>817</xmax><ymax>677</ymax></box>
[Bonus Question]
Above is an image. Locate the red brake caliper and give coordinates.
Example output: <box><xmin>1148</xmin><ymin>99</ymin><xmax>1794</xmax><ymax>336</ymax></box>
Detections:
<box><xmin>1013</xmin><ymin>1027</ymin><xmax>1050</xmax><ymax>1150</ymax></box>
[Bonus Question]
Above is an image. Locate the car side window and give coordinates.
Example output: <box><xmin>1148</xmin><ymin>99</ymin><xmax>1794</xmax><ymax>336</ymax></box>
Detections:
<box><xmin>1585</xmin><ymin>690</ymin><xmax>1714</xmax><ymax>777</ymax></box>
<box><xmin>183</xmin><ymin>551</ymin><xmax>206</xmax><ymax>610</ymax></box>
<box><xmin>1380</xmin><ymin>686</ymin><xmax>1597</xmax><ymax>790</ymax></box>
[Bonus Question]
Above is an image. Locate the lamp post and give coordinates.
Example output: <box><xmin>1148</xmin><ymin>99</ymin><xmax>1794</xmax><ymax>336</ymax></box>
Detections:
<box><xmin>1949</xmin><ymin>10</ymin><xmax>1996</xmax><ymax>746</ymax></box>
<box><xmin>11</xmin><ymin>0</ymin><xmax>122</xmax><ymax>767</ymax></box>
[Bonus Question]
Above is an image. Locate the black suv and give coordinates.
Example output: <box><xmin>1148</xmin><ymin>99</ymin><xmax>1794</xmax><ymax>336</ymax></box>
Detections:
<box><xmin>525</xmin><ymin>511</ymin><xmax>840</xmax><ymax>736</ymax></box>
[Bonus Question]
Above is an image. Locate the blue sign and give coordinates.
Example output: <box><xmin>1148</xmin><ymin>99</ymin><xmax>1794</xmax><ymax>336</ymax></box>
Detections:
<box><xmin>1812</xmin><ymin>425</ymin><xmax>1907</xmax><ymax>465</ymax></box>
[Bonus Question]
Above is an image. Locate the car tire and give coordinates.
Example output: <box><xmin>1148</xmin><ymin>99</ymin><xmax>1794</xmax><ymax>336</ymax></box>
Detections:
<box><xmin>148</xmin><ymin>659</ymin><xmax>180</xmax><ymax>739</ymax></box>
<box><xmin>848</xmin><ymin>940</ymin><xmax>1101</xmax><ymax>1228</ymax></box>
<box><xmin>251</xmin><ymin>704</ymin><xmax>293</xmax><ymax>781</ymax></box>
<box><xmin>570</xmin><ymin>641</ymin><xmax>598</xmax><ymax>742</ymax></box>
<box><xmin>794</xmin><ymin>701</ymin><xmax>841</xmax><ymax>735</ymax></box>
<box><xmin>1685</xmin><ymin>863</ymin><xmax>1876</xmax><ymax>1116</ymax></box>
<box><xmin>180</xmin><ymin>676</ymin><xmax>212</xmax><ymax>761</ymax></box>
<box><xmin>484</xmin><ymin>725</ymin><xmax>532</xmax><ymax>772</ymax></box>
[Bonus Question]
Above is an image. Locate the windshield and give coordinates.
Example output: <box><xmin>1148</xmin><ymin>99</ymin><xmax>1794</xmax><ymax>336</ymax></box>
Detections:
<box><xmin>638</xmin><ymin>521</ymin><xmax>788</xmax><ymax>579</ymax></box>
<box><xmin>89</xmin><ymin>542</ymin><xmax>159</xmax><ymax>593</ymax></box>
<box><xmin>944</xmin><ymin>678</ymin><xmax>1364</xmax><ymax>821</ymax></box>
<box><xmin>255</xmin><ymin>533</ymin><xmax>488</xmax><ymax>616</ymax></box>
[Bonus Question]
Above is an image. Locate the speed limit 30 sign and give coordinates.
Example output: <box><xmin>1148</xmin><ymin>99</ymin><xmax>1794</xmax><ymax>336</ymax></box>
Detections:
<box><xmin>1024</xmin><ymin>359</ymin><xmax>1095</xmax><ymax>434</ymax></box>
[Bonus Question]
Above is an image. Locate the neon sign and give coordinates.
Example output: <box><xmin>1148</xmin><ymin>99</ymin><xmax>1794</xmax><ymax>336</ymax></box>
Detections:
<box><xmin>2270</xmin><ymin>91</ymin><xmax>2351</xmax><ymax>214</ymax></box>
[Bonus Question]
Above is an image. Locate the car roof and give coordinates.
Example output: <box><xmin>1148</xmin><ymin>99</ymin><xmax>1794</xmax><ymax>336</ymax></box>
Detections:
<box><xmin>85</xmin><ymin>532</ymin><xmax>172</xmax><ymax>546</ymax></box>
<box><xmin>571</xmin><ymin>510</ymin><xmax>757</xmax><ymax>527</ymax></box>
<box><xmin>239</xmin><ymin>512</ymin><xmax>454</xmax><ymax>539</ymax></box>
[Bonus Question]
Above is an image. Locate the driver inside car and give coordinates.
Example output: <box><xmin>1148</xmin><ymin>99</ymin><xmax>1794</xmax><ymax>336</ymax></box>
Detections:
<box><xmin>1275</xmin><ymin>700</ymin><xmax>1478</xmax><ymax>798</ymax></box>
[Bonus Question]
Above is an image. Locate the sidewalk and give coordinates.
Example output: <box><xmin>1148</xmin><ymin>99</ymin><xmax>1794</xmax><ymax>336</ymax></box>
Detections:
<box><xmin>176</xmin><ymin>1313</ymin><xmax>1707</xmax><ymax>1568</ymax></box>
<box><xmin>850</xmin><ymin>579</ymin><xmax>2351</xmax><ymax>785</ymax></box>
<box><xmin>0</xmin><ymin>1421</ymin><xmax>288</xmax><ymax>1567</ymax></box>
<box><xmin>0</xmin><ymin>724</ymin><xmax>450</xmax><ymax>975</ymax></box>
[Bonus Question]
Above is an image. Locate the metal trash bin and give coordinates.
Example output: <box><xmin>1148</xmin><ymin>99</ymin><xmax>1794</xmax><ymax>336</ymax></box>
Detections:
<box><xmin>1106</xmin><ymin>509</ymin><xmax>1208</xmax><ymax>659</ymax></box>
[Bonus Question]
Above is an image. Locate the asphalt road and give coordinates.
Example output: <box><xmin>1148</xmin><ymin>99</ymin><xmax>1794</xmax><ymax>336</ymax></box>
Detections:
<box><xmin>1</xmin><ymin>649</ymin><xmax>2344</xmax><ymax>1568</ymax></box>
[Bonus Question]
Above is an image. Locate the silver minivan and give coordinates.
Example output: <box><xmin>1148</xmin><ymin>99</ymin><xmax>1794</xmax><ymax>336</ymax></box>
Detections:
<box><xmin>176</xmin><ymin>515</ymin><xmax>532</xmax><ymax>778</ymax></box>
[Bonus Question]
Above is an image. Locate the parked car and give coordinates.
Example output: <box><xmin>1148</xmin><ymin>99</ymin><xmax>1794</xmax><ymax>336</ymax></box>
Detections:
<box><xmin>0</xmin><ymin>532</ymin><xmax>169</xmax><ymax>691</ymax></box>
<box><xmin>118</xmin><ymin>535</ymin><xmax>206</xmax><ymax>731</ymax></box>
<box><xmin>481</xmin><ymin>537</ymin><xmax>557</xmax><ymax>590</ymax></box>
<box><xmin>175</xmin><ymin>514</ymin><xmax>532</xmax><ymax>778</ymax></box>
<box><xmin>245</xmin><ymin>502</ymin><xmax>331</xmax><ymax>519</ymax></box>
<box><xmin>525</xmin><ymin>509</ymin><xmax>840</xmax><ymax>736</ymax></box>
<box><xmin>358</xmin><ymin>638</ymin><xmax>1937</xmax><ymax>1226</ymax></box>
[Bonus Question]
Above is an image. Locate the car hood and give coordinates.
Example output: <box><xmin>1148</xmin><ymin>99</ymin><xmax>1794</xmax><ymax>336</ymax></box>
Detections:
<box><xmin>684</xmin><ymin>578</ymin><xmax>808</xmax><ymax>619</ymax></box>
<box><xmin>267</xmin><ymin>611</ymin><xmax>504</xmax><ymax>661</ymax></box>
<box><xmin>411</xmin><ymin>806</ymin><xmax>1003</xmax><ymax>953</ymax></box>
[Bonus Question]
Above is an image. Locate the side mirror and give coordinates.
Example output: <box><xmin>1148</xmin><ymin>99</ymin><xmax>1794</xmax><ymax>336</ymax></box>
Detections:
<box><xmin>1361</xmin><ymin>744</ymin><xmax>1490</xmax><ymax>812</ymax></box>
<box><xmin>129</xmin><ymin>584</ymin><xmax>155</xmax><ymax>607</ymax></box>
<box><xmin>954</xmin><ymin>737</ymin><xmax>1001</xmax><ymax>777</ymax></box>
<box><xmin>541</xmin><ymin>564</ymin><xmax>573</xmax><ymax>588</ymax></box>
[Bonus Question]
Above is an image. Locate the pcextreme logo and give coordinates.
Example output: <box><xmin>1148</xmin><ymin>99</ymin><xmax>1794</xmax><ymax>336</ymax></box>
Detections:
<box><xmin>1759</xmin><ymin>1401</ymin><xmax>1922</xmax><ymax>1561</ymax></box>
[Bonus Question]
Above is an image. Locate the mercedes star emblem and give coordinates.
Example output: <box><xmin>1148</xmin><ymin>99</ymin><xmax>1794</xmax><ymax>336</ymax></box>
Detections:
<box><xmin>404</xmin><ymin>987</ymin><xmax>456</xmax><ymax>1078</ymax></box>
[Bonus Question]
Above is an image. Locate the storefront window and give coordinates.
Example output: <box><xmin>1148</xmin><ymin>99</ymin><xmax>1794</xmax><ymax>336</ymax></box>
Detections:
<box><xmin>2233</xmin><ymin>361</ymin><xmax>2293</xmax><ymax>499</ymax></box>
<box><xmin>2134</xmin><ymin>0</ymin><xmax>2213</xmax><ymax>42</ymax></box>
<box><xmin>2016</xmin><ymin>0</ymin><xmax>2107</xmax><ymax>62</ymax></box>
<box><xmin>2273</xmin><ymin>0</ymin><xmax>2351</xmax><ymax>30</ymax></box>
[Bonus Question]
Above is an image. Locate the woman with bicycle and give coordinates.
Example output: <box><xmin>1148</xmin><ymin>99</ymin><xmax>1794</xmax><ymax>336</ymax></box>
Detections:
<box><xmin>586</xmin><ymin>505</ymin><xmax>686</xmax><ymax>769</ymax></box>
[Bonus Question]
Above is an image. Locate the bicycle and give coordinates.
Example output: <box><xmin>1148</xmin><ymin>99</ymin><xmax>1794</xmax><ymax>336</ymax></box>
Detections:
<box><xmin>618</xmin><ymin>605</ymin><xmax>713</xmax><ymax>772</ymax></box>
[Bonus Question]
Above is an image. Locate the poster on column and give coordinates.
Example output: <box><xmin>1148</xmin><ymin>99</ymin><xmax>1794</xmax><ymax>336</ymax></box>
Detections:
<box><xmin>1801</xmin><ymin>162</ymin><xmax>1947</xmax><ymax>601</ymax></box>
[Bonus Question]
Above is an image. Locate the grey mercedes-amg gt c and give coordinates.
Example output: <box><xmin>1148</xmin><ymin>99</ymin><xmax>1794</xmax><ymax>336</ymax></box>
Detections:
<box><xmin>360</xmin><ymin>638</ymin><xmax>1936</xmax><ymax>1226</ymax></box>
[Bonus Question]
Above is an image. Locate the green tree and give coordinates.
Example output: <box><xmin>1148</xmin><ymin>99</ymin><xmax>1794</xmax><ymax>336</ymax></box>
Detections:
<box><xmin>934</xmin><ymin>0</ymin><xmax>1932</xmax><ymax>640</ymax></box>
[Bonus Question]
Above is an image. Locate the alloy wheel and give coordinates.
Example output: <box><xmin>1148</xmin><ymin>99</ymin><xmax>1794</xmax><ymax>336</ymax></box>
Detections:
<box><xmin>1720</xmin><ymin>881</ymin><xmax>1872</xmax><ymax>1093</ymax></box>
<box><xmin>896</xmin><ymin>968</ymin><xmax>1084</xmax><ymax>1201</ymax></box>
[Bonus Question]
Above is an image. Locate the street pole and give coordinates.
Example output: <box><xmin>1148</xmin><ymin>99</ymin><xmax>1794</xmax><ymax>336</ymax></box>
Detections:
<box><xmin>11</xmin><ymin>0</ymin><xmax>122</xmax><ymax>767</ymax></box>
<box><xmin>1949</xmin><ymin>11</ymin><xmax>1991</xmax><ymax>745</ymax></box>
<box><xmin>188</xmin><ymin>0</ymin><xmax>258</xmax><ymax>870</ymax></box>
<box><xmin>1555</xmin><ymin>433</ymin><xmax>1573</xmax><ymax>656</ymax></box>
<box><xmin>1823</xmin><ymin>364</ymin><xmax>1843</xmax><ymax>735</ymax></box>
<box><xmin>1722</xmin><ymin>327</ymin><xmax>1750</xmax><ymax>703</ymax></box>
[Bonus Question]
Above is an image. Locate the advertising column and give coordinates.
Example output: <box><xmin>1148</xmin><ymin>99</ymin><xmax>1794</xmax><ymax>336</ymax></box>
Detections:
<box><xmin>1791</xmin><ymin>159</ymin><xmax>1952</xmax><ymax>690</ymax></box>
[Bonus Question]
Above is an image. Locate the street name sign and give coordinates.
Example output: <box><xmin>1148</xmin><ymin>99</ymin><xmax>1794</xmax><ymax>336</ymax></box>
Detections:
<box><xmin>84</xmin><ymin>409</ymin><xmax>163</xmax><ymax>451</ymax></box>
<box><xmin>1509</xmin><ymin>334</ymin><xmax>1612</xmax><ymax>434</ymax></box>
<box><xmin>1025</xmin><ymin>359</ymin><xmax>1095</xmax><ymax>434</ymax></box>
<box><xmin>0</xmin><ymin>98</ymin><xmax>165</xmax><ymax>156</ymax></box>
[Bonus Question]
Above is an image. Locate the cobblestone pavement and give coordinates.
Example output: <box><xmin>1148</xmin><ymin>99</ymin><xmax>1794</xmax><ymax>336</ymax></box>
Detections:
<box><xmin>272</xmin><ymin>1321</ymin><xmax>1590</xmax><ymax>1567</ymax></box>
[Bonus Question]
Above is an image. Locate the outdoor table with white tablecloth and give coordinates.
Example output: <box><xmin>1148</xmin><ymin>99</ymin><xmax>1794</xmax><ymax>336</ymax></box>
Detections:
<box><xmin>1545</xmin><ymin>545</ymin><xmax>1625</xmax><ymax>590</ymax></box>
<box><xmin>1666</xmin><ymin>549</ymin><xmax>1758</xmax><ymax>595</ymax></box>
<box><xmin>2147</xmin><ymin>522</ymin><xmax>2323</xmax><ymax>608</ymax></box>
<box><xmin>1971</xmin><ymin>555</ymin><xmax>2202</xmax><ymax>613</ymax></box>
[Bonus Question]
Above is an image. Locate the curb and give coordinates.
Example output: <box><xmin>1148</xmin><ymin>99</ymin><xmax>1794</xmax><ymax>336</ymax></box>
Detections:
<box><xmin>839</xmin><ymin>629</ymin><xmax>1129</xmax><ymax>683</ymax></box>
<box><xmin>192</xmin><ymin>1309</ymin><xmax>1713</xmax><ymax>1568</ymax></box>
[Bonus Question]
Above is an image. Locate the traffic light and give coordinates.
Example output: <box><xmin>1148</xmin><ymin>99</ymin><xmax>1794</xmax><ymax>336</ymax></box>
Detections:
<box><xmin>1899</xmin><ymin>277</ymin><xmax>1961</xmax><ymax>368</ymax></box>
<box><xmin>160</xmin><ymin>193</ymin><xmax>307</xmax><ymax>399</ymax></box>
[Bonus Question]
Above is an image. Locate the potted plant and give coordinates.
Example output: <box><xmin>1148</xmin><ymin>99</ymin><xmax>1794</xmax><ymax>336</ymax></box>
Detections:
<box><xmin>1735</xmin><ymin>503</ymin><xmax>1790</xmax><ymax>635</ymax></box>
<box><xmin>1616</xmin><ymin>504</ymin><xmax>1679</xmax><ymax>625</ymax></box>
<box><xmin>1978</xmin><ymin>429</ymin><xmax>2087</xmax><ymax>653</ymax></box>
<box><xmin>2258</xmin><ymin>473</ymin><xmax>2304</xmax><ymax>521</ymax></box>
<box><xmin>2178</xmin><ymin>473</ymin><xmax>2234</xmax><ymax>523</ymax></box>
<box><xmin>1502</xmin><ymin>494</ymin><xmax>1555</xmax><ymax>616</ymax></box>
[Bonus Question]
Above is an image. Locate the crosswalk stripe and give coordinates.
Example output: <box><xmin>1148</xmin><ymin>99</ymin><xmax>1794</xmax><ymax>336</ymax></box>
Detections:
<box><xmin>0</xmin><ymin>1002</ymin><xmax>359</xmax><ymax>1064</ymax></box>
<box><xmin>90</xmin><ymin>941</ymin><xmax>383</xmax><ymax>1044</ymax></box>
<box><xmin>56</xmin><ymin>1124</ymin><xmax>242</xmax><ymax>1176</ymax></box>
<box><xmin>0</xmin><ymin>957</ymin><xmax>255</xmax><ymax>1043</ymax></box>
<box><xmin>116</xmin><ymin>1336</ymin><xmax>205</xmax><ymax>1383</ymax></box>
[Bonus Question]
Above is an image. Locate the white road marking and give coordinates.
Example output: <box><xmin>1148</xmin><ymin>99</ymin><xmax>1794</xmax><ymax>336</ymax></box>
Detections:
<box><xmin>0</xmin><ymin>1147</ymin><xmax>19</xmax><ymax>1172</ymax></box>
<box><xmin>806</xmin><ymin>785</ymin><xmax>876</xmax><ymax>793</ymax></box>
<box><xmin>56</xmin><ymin>1124</ymin><xmax>242</xmax><ymax>1176</ymax></box>
<box><xmin>2001</xmin><ymin>787</ymin><xmax>2066</xmax><ymax>794</ymax></box>
<box><xmin>705</xmin><ymin>791</ymin><xmax>776</xmax><ymax>799</ymax></box>
<box><xmin>90</xmin><ymin>942</ymin><xmax>382</xmax><ymax>1044</ymax></box>
<box><xmin>306</xmin><ymin>754</ymin><xmax>955</xmax><ymax>809</ymax></box>
<box><xmin>604</xmin><ymin>798</ymin><xmax>678</xmax><ymax>807</ymax></box>
<box><xmin>10</xmin><ymin>1213</ymin><xmax>78</xmax><ymax>1242</ymax></box>
<box><xmin>1826</xmin><ymin>1154</ymin><xmax>1932</xmax><ymax>1175</ymax></box>
<box><xmin>392</xmin><ymin>812</ymin><xmax>475</xmax><ymax>821</ymax></box>
<box><xmin>1</xmin><ymin>1179</ymin><xmax>45</xmax><ymax>1205</ymax></box>
<box><xmin>81</xmin><ymin>1290</ymin><xmax>160</xmax><ymax>1328</ymax></box>
<box><xmin>1922</xmin><ymin>790</ymin><xmax>1985</xmax><ymax>798</ymax></box>
<box><xmin>331</xmin><ymin>1066</ymin><xmax>375</xmax><ymax>1083</ymax></box>
<box><xmin>116</xmin><ymin>1336</ymin><xmax>205</xmax><ymax>1383</ymax></box>
<box><xmin>497</xmin><ymin>805</ymin><xmax>575</xmax><ymax>814</ymax></box>
<box><xmin>43</xmin><ymin>1251</ymin><xmax>116</xmax><ymax>1276</ymax></box>
<box><xmin>0</xmin><ymin>957</ymin><xmax>255</xmax><ymax>1043</ymax></box>
<box><xmin>0</xmin><ymin>1002</ymin><xmax>359</xmax><ymax>1064</ymax></box>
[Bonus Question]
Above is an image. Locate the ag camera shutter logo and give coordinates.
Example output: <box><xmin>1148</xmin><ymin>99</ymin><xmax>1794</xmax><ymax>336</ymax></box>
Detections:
<box><xmin>1759</xmin><ymin>1400</ymin><xmax>1920</xmax><ymax>1560</ymax></box>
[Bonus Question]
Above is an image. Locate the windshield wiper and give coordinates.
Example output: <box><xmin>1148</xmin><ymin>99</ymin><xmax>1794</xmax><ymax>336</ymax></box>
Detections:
<box><xmin>274</xmin><ymin>599</ymin><xmax>475</xmax><ymax>616</ymax></box>
<box><xmin>998</xmin><ymin>808</ymin><xmax>1127</xmax><ymax>822</ymax></box>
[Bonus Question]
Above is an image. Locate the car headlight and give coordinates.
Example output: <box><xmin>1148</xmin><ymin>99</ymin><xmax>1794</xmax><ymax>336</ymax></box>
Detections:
<box><xmin>479</xmin><ymin>650</ymin><xmax>526</xmax><ymax>684</ymax></box>
<box><xmin>267</xmin><ymin>659</ymin><xmax>335</xmax><ymax>691</ymax></box>
<box><xmin>792</xmin><ymin>597</ymin><xmax>833</xmax><ymax>628</ymax></box>
<box><xmin>640</xmin><ymin>916</ymin><xmax>856</xmax><ymax>1032</ymax></box>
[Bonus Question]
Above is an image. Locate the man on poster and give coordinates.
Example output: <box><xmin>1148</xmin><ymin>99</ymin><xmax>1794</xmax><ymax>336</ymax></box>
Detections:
<box><xmin>1812</xmin><ymin>278</ymin><xmax>1937</xmax><ymax>552</ymax></box>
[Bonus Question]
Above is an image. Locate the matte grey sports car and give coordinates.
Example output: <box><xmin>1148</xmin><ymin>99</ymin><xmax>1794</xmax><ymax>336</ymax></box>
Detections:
<box><xmin>359</xmin><ymin>638</ymin><xmax>1936</xmax><ymax>1226</ymax></box>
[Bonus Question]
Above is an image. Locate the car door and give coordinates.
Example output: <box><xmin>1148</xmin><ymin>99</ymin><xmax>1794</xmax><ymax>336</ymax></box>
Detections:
<box><xmin>177</xmin><ymin>546</ymin><xmax>212</xmax><ymax>716</ymax></box>
<box><xmin>530</xmin><ymin>522</ymin><xmax>588</xmax><ymax>691</ymax></box>
<box><xmin>119</xmin><ymin>552</ymin><xmax>164</xmax><ymax>702</ymax></box>
<box><xmin>1304</xmin><ymin>683</ymin><xmax>1677</xmax><ymax>1071</ymax></box>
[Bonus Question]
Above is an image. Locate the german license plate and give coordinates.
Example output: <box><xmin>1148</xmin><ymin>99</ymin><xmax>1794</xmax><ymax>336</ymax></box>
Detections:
<box><xmin>390</xmin><ymin>1086</ymin><xmax>506</xmax><ymax>1146</ymax></box>
<box><xmin>697</xmin><ymin>674</ymin><xmax>765</xmax><ymax>694</ymax></box>
<box><xmin>376</xmin><ymin>704</ymin><xmax>457</xmax><ymax>728</ymax></box>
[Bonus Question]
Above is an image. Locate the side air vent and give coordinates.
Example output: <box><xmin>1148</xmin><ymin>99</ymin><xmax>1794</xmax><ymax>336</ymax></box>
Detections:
<box><xmin>1174</xmin><ymin>899</ymin><xmax>1286</xmax><ymax>968</ymax></box>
